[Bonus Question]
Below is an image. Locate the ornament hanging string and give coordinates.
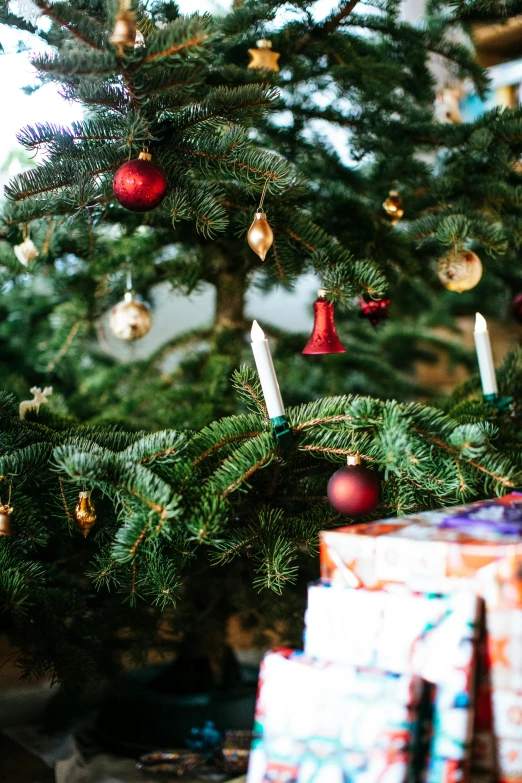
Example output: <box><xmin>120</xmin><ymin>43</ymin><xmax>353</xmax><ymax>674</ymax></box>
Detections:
<box><xmin>257</xmin><ymin>180</ymin><xmax>269</xmax><ymax>212</ymax></box>
<box><xmin>4</xmin><ymin>482</ymin><xmax>12</xmax><ymax>509</ymax></box>
<box><xmin>247</xmin><ymin>180</ymin><xmax>274</xmax><ymax>261</ymax></box>
<box><xmin>58</xmin><ymin>476</ymin><xmax>73</xmax><ymax>524</ymax></box>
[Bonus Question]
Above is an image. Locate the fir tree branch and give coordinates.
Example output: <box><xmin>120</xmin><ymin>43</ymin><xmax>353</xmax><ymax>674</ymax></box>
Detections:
<box><xmin>34</xmin><ymin>0</ymin><xmax>105</xmax><ymax>50</ymax></box>
<box><xmin>294</xmin><ymin>0</ymin><xmax>362</xmax><ymax>51</ymax></box>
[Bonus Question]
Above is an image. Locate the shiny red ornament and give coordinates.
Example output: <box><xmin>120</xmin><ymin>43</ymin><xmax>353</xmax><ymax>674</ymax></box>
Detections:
<box><xmin>302</xmin><ymin>290</ymin><xmax>346</xmax><ymax>355</ymax></box>
<box><xmin>512</xmin><ymin>293</ymin><xmax>522</xmax><ymax>325</ymax></box>
<box><xmin>359</xmin><ymin>297</ymin><xmax>391</xmax><ymax>326</ymax></box>
<box><xmin>327</xmin><ymin>456</ymin><xmax>380</xmax><ymax>517</ymax></box>
<box><xmin>113</xmin><ymin>152</ymin><xmax>167</xmax><ymax>212</ymax></box>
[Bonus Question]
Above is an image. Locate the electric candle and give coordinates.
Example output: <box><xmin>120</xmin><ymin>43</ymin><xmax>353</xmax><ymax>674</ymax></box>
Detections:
<box><xmin>474</xmin><ymin>312</ymin><xmax>498</xmax><ymax>400</ymax></box>
<box><xmin>250</xmin><ymin>320</ymin><xmax>292</xmax><ymax>445</ymax></box>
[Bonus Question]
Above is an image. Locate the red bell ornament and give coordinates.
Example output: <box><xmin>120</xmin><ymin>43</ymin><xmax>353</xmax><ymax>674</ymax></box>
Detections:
<box><xmin>113</xmin><ymin>151</ymin><xmax>167</xmax><ymax>212</ymax></box>
<box><xmin>302</xmin><ymin>290</ymin><xmax>346</xmax><ymax>355</ymax></box>
<box><xmin>359</xmin><ymin>297</ymin><xmax>391</xmax><ymax>326</ymax></box>
<box><xmin>327</xmin><ymin>455</ymin><xmax>380</xmax><ymax>517</ymax></box>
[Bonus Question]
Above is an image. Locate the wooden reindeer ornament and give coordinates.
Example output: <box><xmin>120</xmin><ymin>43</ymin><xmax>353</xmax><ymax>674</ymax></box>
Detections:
<box><xmin>20</xmin><ymin>386</ymin><xmax>53</xmax><ymax>420</ymax></box>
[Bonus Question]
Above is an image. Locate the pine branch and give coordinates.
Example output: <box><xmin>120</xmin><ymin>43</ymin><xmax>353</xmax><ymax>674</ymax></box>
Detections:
<box><xmin>34</xmin><ymin>0</ymin><xmax>106</xmax><ymax>50</ymax></box>
<box><xmin>294</xmin><ymin>0</ymin><xmax>362</xmax><ymax>52</ymax></box>
<box><xmin>138</xmin><ymin>13</ymin><xmax>213</xmax><ymax>66</ymax></box>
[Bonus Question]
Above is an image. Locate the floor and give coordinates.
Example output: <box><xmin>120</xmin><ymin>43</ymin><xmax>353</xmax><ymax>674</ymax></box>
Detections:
<box><xmin>0</xmin><ymin>733</ymin><xmax>54</xmax><ymax>783</ymax></box>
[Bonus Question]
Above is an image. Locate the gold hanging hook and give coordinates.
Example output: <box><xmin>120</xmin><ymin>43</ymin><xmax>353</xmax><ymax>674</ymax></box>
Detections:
<box><xmin>257</xmin><ymin>179</ymin><xmax>270</xmax><ymax>212</ymax></box>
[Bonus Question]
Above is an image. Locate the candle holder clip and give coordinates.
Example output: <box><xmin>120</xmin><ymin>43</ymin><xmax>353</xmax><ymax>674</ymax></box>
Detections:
<box><xmin>271</xmin><ymin>415</ymin><xmax>293</xmax><ymax>447</ymax></box>
<box><xmin>484</xmin><ymin>393</ymin><xmax>513</xmax><ymax>412</ymax></box>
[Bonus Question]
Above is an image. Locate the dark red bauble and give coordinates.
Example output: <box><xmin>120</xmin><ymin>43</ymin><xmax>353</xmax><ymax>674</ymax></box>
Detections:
<box><xmin>327</xmin><ymin>459</ymin><xmax>380</xmax><ymax>516</ymax></box>
<box><xmin>512</xmin><ymin>293</ymin><xmax>522</xmax><ymax>325</ymax></box>
<box><xmin>113</xmin><ymin>153</ymin><xmax>167</xmax><ymax>212</ymax></box>
<box><xmin>359</xmin><ymin>297</ymin><xmax>390</xmax><ymax>327</ymax></box>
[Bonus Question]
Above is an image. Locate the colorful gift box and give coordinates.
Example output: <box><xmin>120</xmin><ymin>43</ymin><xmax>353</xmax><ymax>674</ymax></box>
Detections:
<box><xmin>320</xmin><ymin>493</ymin><xmax>522</xmax><ymax>594</ymax></box>
<box><xmin>304</xmin><ymin>583</ymin><xmax>479</xmax><ymax>782</ymax></box>
<box><xmin>319</xmin><ymin>492</ymin><xmax>522</xmax><ymax>783</ymax></box>
<box><xmin>246</xmin><ymin>649</ymin><xmax>423</xmax><ymax>783</ymax></box>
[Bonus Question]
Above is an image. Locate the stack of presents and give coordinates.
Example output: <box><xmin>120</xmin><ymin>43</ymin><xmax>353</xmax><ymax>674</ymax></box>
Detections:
<box><xmin>246</xmin><ymin>493</ymin><xmax>522</xmax><ymax>783</ymax></box>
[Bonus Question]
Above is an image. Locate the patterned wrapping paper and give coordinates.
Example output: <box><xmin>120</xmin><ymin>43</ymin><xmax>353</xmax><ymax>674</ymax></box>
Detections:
<box><xmin>246</xmin><ymin>649</ymin><xmax>423</xmax><ymax>783</ymax></box>
<box><xmin>476</xmin><ymin>556</ymin><xmax>522</xmax><ymax>782</ymax></box>
<box><xmin>320</xmin><ymin>492</ymin><xmax>522</xmax><ymax>594</ymax></box>
<box><xmin>304</xmin><ymin>583</ymin><xmax>479</xmax><ymax>782</ymax></box>
<box><xmin>319</xmin><ymin>492</ymin><xmax>522</xmax><ymax>783</ymax></box>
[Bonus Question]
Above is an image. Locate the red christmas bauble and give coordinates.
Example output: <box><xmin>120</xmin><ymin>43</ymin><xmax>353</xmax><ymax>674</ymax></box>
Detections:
<box><xmin>113</xmin><ymin>153</ymin><xmax>167</xmax><ymax>212</ymax></box>
<box><xmin>512</xmin><ymin>293</ymin><xmax>522</xmax><ymax>324</ymax></box>
<box><xmin>327</xmin><ymin>459</ymin><xmax>380</xmax><ymax>516</ymax></box>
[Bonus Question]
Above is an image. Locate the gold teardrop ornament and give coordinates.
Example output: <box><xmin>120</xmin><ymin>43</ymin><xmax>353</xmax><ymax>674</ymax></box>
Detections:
<box><xmin>74</xmin><ymin>491</ymin><xmax>97</xmax><ymax>538</ymax></box>
<box><xmin>247</xmin><ymin>211</ymin><xmax>274</xmax><ymax>261</ymax></box>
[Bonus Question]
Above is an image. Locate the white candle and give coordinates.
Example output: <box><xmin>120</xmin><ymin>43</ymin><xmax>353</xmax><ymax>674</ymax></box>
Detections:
<box><xmin>474</xmin><ymin>312</ymin><xmax>498</xmax><ymax>397</ymax></box>
<box><xmin>250</xmin><ymin>320</ymin><xmax>285</xmax><ymax>419</ymax></box>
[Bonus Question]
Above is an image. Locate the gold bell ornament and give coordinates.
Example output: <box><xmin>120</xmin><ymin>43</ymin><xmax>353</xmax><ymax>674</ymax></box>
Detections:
<box><xmin>248</xmin><ymin>39</ymin><xmax>280</xmax><ymax>72</ymax></box>
<box><xmin>110</xmin><ymin>0</ymin><xmax>136</xmax><ymax>55</ymax></box>
<box><xmin>382</xmin><ymin>191</ymin><xmax>404</xmax><ymax>225</ymax></box>
<box><xmin>74</xmin><ymin>490</ymin><xmax>97</xmax><ymax>538</ymax></box>
<box><xmin>437</xmin><ymin>249</ymin><xmax>483</xmax><ymax>293</ymax></box>
<box><xmin>247</xmin><ymin>181</ymin><xmax>274</xmax><ymax>261</ymax></box>
<box><xmin>14</xmin><ymin>225</ymin><xmax>39</xmax><ymax>267</ymax></box>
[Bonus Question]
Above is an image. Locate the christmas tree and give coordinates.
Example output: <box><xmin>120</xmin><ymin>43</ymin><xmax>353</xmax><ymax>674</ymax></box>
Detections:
<box><xmin>1</xmin><ymin>0</ymin><xmax>522</xmax><ymax>704</ymax></box>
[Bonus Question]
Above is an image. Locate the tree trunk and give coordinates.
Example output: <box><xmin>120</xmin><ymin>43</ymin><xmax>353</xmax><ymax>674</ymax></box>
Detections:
<box><xmin>214</xmin><ymin>266</ymin><xmax>247</xmax><ymax>332</ymax></box>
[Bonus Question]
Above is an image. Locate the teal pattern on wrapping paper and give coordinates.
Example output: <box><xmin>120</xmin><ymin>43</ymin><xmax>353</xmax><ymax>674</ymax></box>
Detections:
<box><xmin>410</xmin><ymin>602</ymin><xmax>477</xmax><ymax>782</ymax></box>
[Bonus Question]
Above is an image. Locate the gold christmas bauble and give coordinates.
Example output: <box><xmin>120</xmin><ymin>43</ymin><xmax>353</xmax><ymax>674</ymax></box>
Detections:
<box><xmin>0</xmin><ymin>504</ymin><xmax>12</xmax><ymax>537</ymax></box>
<box><xmin>437</xmin><ymin>249</ymin><xmax>483</xmax><ymax>293</ymax></box>
<box><xmin>383</xmin><ymin>191</ymin><xmax>404</xmax><ymax>224</ymax></box>
<box><xmin>109</xmin><ymin>294</ymin><xmax>152</xmax><ymax>341</ymax></box>
<box><xmin>74</xmin><ymin>491</ymin><xmax>97</xmax><ymax>538</ymax></box>
<box><xmin>247</xmin><ymin>211</ymin><xmax>274</xmax><ymax>261</ymax></box>
<box><xmin>248</xmin><ymin>39</ymin><xmax>280</xmax><ymax>72</ymax></box>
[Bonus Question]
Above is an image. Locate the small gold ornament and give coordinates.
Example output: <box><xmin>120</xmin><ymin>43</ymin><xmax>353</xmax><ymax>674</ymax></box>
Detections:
<box><xmin>14</xmin><ymin>237</ymin><xmax>39</xmax><ymax>267</ymax></box>
<box><xmin>383</xmin><ymin>191</ymin><xmax>404</xmax><ymax>225</ymax></box>
<box><xmin>437</xmin><ymin>249</ymin><xmax>483</xmax><ymax>293</ymax></box>
<box><xmin>74</xmin><ymin>491</ymin><xmax>97</xmax><ymax>538</ymax></box>
<box><xmin>0</xmin><ymin>503</ymin><xmax>13</xmax><ymax>537</ymax></box>
<box><xmin>247</xmin><ymin>211</ymin><xmax>274</xmax><ymax>261</ymax></box>
<box><xmin>247</xmin><ymin>180</ymin><xmax>274</xmax><ymax>261</ymax></box>
<box><xmin>248</xmin><ymin>39</ymin><xmax>280</xmax><ymax>72</ymax></box>
<box><xmin>109</xmin><ymin>291</ymin><xmax>152</xmax><ymax>341</ymax></box>
<box><xmin>110</xmin><ymin>0</ymin><xmax>136</xmax><ymax>56</ymax></box>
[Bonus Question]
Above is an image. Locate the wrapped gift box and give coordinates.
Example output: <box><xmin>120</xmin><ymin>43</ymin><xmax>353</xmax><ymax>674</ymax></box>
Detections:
<box><xmin>319</xmin><ymin>491</ymin><xmax>522</xmax><ymax>783</ymax></box>
<box><xmin>320</xmin><ymin>492</ymin><xmax>522</xmax><ymax>594</ymax></box>
<box><xmin>246</xmin><ymin>649</ymin><xmax>423</xmax><ymax>783</ymax></box>
<box><xmin>304</xmin><ymin>583</ymin><xmax>479</xmax><ymax>782</ymax></box>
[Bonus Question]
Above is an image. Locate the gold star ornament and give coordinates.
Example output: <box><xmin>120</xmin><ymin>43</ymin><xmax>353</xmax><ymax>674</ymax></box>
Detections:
<box><xmin>248</xmin><ymin>39</ymin><xmax>280</xmax><ymax>72</ymax></box>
